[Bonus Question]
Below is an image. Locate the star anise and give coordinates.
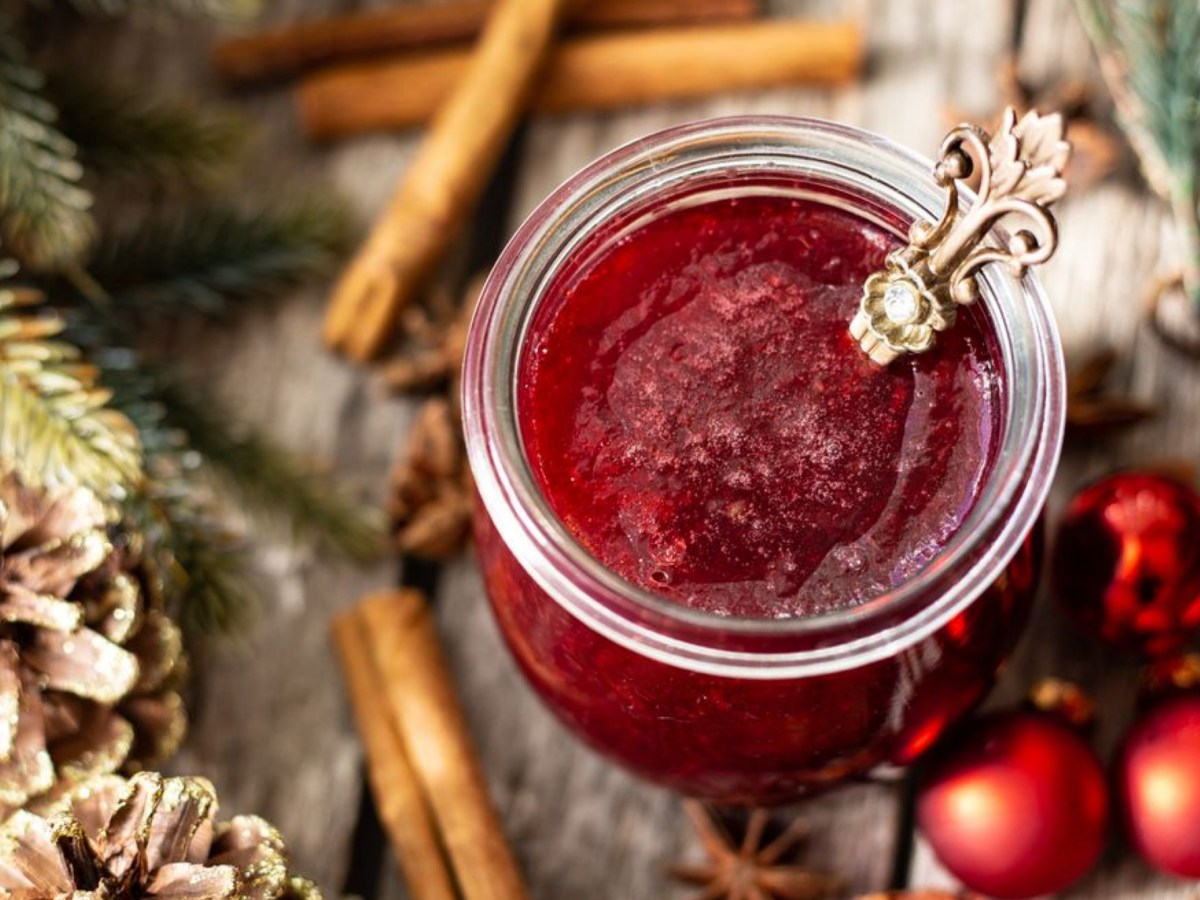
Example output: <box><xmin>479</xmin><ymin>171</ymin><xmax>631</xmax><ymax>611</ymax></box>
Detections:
<box><xmin>388</xmin><ymin>397</ymin><xmax>473</xmax><ymax>560</ymax></box>
<box><xmin>1065</xmin><ymin>346</ymin><xmax>1156</xmax><ymax>435</ymax></box>
<box><xmin>1141</xmin><ymin>653</ymin><xmax>1200</xmax><ymax>702</ymax></box>
<box><xmin>668</xmin><ymin>801</ymin><xmax>841</xmax><ymax>900</ymax></box>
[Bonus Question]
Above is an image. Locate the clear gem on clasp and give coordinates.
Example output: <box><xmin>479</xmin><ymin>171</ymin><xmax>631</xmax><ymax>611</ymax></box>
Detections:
<box><xmin>882</xmin><ymin>282</ymin><xmax>920</xmax><ymax>325</ymax></box>
<box><xmin>849</xmin><ymin>107</ymin><xmax>1070</xmax><ymax>366</ymax></box>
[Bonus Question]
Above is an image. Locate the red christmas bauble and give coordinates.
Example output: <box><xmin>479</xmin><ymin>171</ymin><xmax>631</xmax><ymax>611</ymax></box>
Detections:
<box><xmin>1116</xmin><ymin>694</ymin><xmax>1200</xmax><ymax>878</ymax></box>
<box><xmin>1054</xmin><ymin>472</ymin><xmax>1200</xmax><ymax>656</ymax></box>
<box><xmin>916</xmin><ymin>711</ymin><xmax>1109</xmax><ymax>899</ymax></box>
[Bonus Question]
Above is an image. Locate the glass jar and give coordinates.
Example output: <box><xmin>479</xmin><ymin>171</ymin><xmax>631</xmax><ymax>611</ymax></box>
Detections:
<box><xmin>462</xmin><ymin>117</ymin><xmax>1065</xmax><ymax>805</ymax></box>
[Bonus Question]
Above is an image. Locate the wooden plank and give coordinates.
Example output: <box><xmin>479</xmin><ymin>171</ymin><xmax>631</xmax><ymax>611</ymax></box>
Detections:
<box><xmin>155</xmin><ymin>4</ymin><xmax>419</xmax><ymax>893</ymax></box>
<box><xmin>418</xmin><ymin>3</ymin><xmax>1021</xmax><ymax>899</ymax></box>
<box><xmin>906</xmin><ymin>0</ymin><xmax>1198</xmax><ymax>897</ymax></box>
<box><xmin>128</xmin><ymin>0</ymin><xmax>1193</xmax><ymax>898</ymax></box>
<box><xmin>165</xmin><ymin>209</ymin><xmax>413</xmax><ymax>891</ymax></box>
<box><xmin>61</xmin><ymin>0</ymin><xmax>414</xmax><ymax>894</ymax></box>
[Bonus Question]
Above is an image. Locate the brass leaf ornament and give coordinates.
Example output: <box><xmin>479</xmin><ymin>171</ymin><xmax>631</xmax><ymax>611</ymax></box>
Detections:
<box><xmin>850</xmin><ymin>108</ymin><xmax>1071</xmax><ymax>365</ymax></box>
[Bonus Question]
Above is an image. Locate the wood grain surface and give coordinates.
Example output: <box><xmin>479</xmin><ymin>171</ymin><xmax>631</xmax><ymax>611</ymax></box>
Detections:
<box><xmin>124</xmin><ymin>0</ymin><xmax>1200</xmax><ymax>897</ymax></box>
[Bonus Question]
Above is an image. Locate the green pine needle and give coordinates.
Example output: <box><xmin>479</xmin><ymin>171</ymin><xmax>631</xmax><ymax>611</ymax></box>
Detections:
<box><xmin>93</xmin><ymin>354</ymin><xmax>385</xmax><ymax>563</ymax></box>
<box><xmin>153</xmin><ymin>376</ymin><xmax>386</xmax><ymax>563</ymax></box>
<box><xmin>0</xmin><ymin>278</ymin><xmax>142</xmax><ymax>501</ymax></box>
<box><xmin>86</xmin><ymin>198</ymin><xmax>354</xmax><ymax>318</ymax></box>
<box><xmin>1080</xmin><ymin>1</ymin><xmax>1200</xmax><ymax>182</ymax></box>
<box><xmin>169</xmin><ymin>517</ymin><xmax>257</xmax><ymax>637</ymax></box>
<box><xmin>1079</xmin><ymin>0</ymin><xmax>1200</xmax><ymax>300</ymax></box>
<box><xmin>0</xmin><ymin>2</ymin><xmax>367</xmax><ymax>644</ymax></box>
<box><xmin>127</xmin><ymin>484</ymin><xmax>258</xmax><ymax>638</ymax></box>
<box><xmin>47</xmin><ymin>73</ymin><xmax>248</xmax><ymax>185</ymax></box>
<box><xmin>0</xmin><ymin>27</ymin><xmax>94</xmax><ymax>271</ymax></box>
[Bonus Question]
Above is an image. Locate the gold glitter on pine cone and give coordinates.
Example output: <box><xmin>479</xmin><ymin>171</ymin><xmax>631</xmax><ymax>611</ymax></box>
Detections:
<box><xmin>0</xmin><ymin>772</ymin><xmax>322</xmax><ymax>900</ymax></box>
<box><xmin>0</xmin><ymin>472</ymin><xmax>187</xmax><ymax>815</ymax></box>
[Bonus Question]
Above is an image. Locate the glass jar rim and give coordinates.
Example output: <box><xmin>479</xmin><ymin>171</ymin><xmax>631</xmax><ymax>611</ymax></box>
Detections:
<box><xmin>463</xmin><ymin>115</ymin><xmax>1065</xmax><ymax>678</ymax></box>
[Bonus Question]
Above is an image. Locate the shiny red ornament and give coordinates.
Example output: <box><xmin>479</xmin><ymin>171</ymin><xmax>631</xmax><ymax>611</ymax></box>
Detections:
<box><xmin>1116</xmin><ymin>694</ymin><xmax>1200</xmax><ymax>878</ymax></box>
<box><xmin>916</xmin><ymin>711</ymin><xmax>1109</xmax><ymax>899</ymax></box>
<box><xmin>1054</xmin><ymin>471</ymin><xmax>1200</xmax><ymax>656</ymax></box>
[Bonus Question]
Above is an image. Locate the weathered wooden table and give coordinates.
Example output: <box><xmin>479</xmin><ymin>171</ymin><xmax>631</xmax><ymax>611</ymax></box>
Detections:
<box><xmin>158</xmin><ymin>0</ymin><xmax>1196</xmax><ymax>897</ymax></box>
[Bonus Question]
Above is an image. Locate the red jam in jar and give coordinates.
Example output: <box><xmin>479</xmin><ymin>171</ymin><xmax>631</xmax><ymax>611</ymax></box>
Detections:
<box><xmin>519</xmin><ymin>194</ymin><xmax>1002</xmax><ymax>619</ymax></box>
<box><xmin>465</xmin><ymin>119</ymin><xmax>1062</xmax><ymax>804</ymax></box>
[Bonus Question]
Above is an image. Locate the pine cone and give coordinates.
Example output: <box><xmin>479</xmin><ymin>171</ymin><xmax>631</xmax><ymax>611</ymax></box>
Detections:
<box><xmin>0</xmin><ymin>772</ymin><xmax>321</xmax><ymax>900</ymax></box>
<box><xmin>0</xmin><ymin>472</ymin><xmax>187</xmax><ymax>814</ymax></box>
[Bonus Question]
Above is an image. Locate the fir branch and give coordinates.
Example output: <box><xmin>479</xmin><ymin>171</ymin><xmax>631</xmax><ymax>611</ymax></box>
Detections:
<box><xmin>0</xmin><ymin>278</ymin><xmax>141</xmax><ymax>500</ymax></box>
<box><xmin>126</xmin><ymin>483</ymin><xmax>258</xmax><ymax>637</ymax></box>
<box><xmin>1078</xmin><ymin>0</ymin><xmax>1200</xmax><ymax>300</ymax></box>
<box><xmin>152</xmin><ymin>375</ymin><xmax>385</xmax><ymax>562</ymax></box>
<box><xmin>47</xmin><ymin>73</ymin><xmax>247</xmax><ymax>185</ymax></box>
<box><xmin>0</xmin><ymin>26</ymin><xmax>93</xmax><ymax>270</ymax></box>
<box><xmin>51</xmin><ymin>0</ymin><xmax>264</xmax><ymax>23</ymax></box>
<box><xmin>1078</xmin><ymin>0</ymin><xmax>1200</xmax><ymax>191</ymax></box>
<box><xmin>85</xmin><ymin>198</ymin><xmax>354</xmax><ymax>319</ymax></box>
<box><xmin>89</xmin><ymin>351</ymin><xmax>385</xmax><ymax>563</ymax></box>
<box><xmin>168</xmin><ymin>511</ymin><xmax>256</xmax><ymax>637</ymax></box>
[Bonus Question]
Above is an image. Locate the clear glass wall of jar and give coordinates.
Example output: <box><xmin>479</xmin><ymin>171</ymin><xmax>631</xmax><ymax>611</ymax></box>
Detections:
<box><xmin>463</xmin><ymin>117</ymin><xmax>1065</xmax><ymax>805</ymax></box>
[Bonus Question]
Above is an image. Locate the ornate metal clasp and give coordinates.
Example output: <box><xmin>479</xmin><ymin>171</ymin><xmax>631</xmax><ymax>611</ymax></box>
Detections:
<box><xmin>850</xmin><ymin>108</ymin><xmax>1070</xmax><ymax>365</ymax></box>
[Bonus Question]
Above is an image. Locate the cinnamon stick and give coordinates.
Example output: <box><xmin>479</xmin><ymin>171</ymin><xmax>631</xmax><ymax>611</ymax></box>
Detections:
<box><xmin>299</xmin><ymin>20</ymin><xmax>863</xmax><ymax>140</ymax></box>
<box><xmin>358</xmin><ymin>590</ymin><xmax>528</xmax><ymax>900</ymax></box>
<box><xmin>331</xmin><ymin>612</ymin><xmax>457</xmax><ymax>900</ymax></box>
<box><xmin>322</xmin><ymin>0</ymin><xmax>570</xmax><ymax>362</ymax></box>
<box><xmin>215</xmin><ymin>0</ymin><xmax>758</xmax><ymax>86</ymax></box>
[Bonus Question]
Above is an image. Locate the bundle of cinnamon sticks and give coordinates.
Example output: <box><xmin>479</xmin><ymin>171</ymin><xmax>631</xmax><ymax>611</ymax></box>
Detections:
<box><xmin>334</xmin><ymin>589</ymin><xmax>527</xmax><ymax>900</ymax></box>
<box><xmin>218</xmin><ymin>0</ymin><xmax>760</xmax><ymax>86</ymax></box>
<box><xmin>217</xmin><ymin>0</ymin><xmax>861</xmax><ymax>363</ymax></box>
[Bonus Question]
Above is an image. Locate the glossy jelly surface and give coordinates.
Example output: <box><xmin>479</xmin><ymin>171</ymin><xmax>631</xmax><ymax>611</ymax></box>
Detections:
<box><xmin>473</xmin><ymin>185</ymin><xmax>1034</xmax><ymax>803</ymax></box>
<box><xmin>519</xmin><ymin>193</ymin><xmax>1003</xmax><ymax>617</ymax></box>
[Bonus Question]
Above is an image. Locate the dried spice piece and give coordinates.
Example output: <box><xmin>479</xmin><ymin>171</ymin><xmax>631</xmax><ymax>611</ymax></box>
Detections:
<box><xmin>382</xmin><ymin>274</ymin><xmax>484</xmax><ymax>400</ymax></box>
<box><xmin>1065</xmin><ymin>347</ymin><xmax>1155</xmax><ymax>435</ymax></box>
<box><xmin>998</xmin><ymin>60</ymin><xmax>1122</xmax><ymax>190</ymax></box>
<box><xmin>945</xmin><ymin>58</ymin><xmax>1122</xmax><ymax>192</ymax></box>
<box><xmin>669</xmin><ymin>801</ymin><xmax>840</xmax><ymax>900</ymax></box>
<box><xmin>215</xmin><ymin>0</ymin><xmax>760</xmax><ymax>86</ymax></box>
<box><xmin>331</xmin><ymin>608</ymin><xmax>456</xmax><ymax>900</ymax></box>
<box><xmin>299</xmin><ymin>20</ymin><xmax>863</xmax><ymax>140</ymax></box>
<box><xmin>1026</xmin><ymin>678</ymin><xmax>1096</xmax><ymax>731</ymax></box>
<box><xmin>0</xmin><ymin>771</ymin><xmax>321</xmax><ymax>900</ymax></box>
<box><xmin>383</xmin><ymin>346</ymin><xmax>458</xmax><ymax>395</ymax></box>
<box><xmin>1146</xmin><ymin>274</ymin><xmax>1200</xmax><ymax>360</ymax></box>
<box><xmin>385</xmin><ymin>276</ymin><xmax>483</xmax><ymax>561</ymax></box>
<box><xmin>389</xmin><ymin>398</ymin><xmax>473</xmax><ymax>561</ymax></box>
<box><xmin>0</xmin><ymin>472</ymin><xmax>186</xmax><ymax>816</ymax></box>
<box><xmin>1141</xmin><ymin>654</ymin><xmax>1200</xmax><ymax>705</ymax></box>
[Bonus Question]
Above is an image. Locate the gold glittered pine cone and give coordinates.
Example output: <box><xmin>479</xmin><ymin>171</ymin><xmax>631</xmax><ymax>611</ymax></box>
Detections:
<box><xmin>0</xmin><ymin>772</ymin><xmax>322</xmax><ymax>900</ymax></box>
<box><xmin>0</xmin><ymin>471</ymin><xmax>187</xmax><ymax>815</ymax></box>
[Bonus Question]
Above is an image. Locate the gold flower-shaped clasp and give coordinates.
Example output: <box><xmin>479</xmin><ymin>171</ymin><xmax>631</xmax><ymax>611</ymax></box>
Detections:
<box><xmin>850</xmin><ymin>107</ymin><xmax>1070</xmax><ymax>365</ymax></box>
<box><xmin>850</xmin><ymin>265</ymin><xmax>956</xmax><ymax>365</ymax></box>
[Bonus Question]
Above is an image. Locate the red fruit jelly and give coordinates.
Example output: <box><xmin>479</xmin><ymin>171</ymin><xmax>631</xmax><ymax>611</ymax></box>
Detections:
<box><xmin>474</xmin><ymin>186</ymin><xmax>1038</xmax><ymax>803</ymax></box>
<box><xmin>520</xmin><ymin>195</ymin><xmax>1001</xmax><ymax>618</ymax></box>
